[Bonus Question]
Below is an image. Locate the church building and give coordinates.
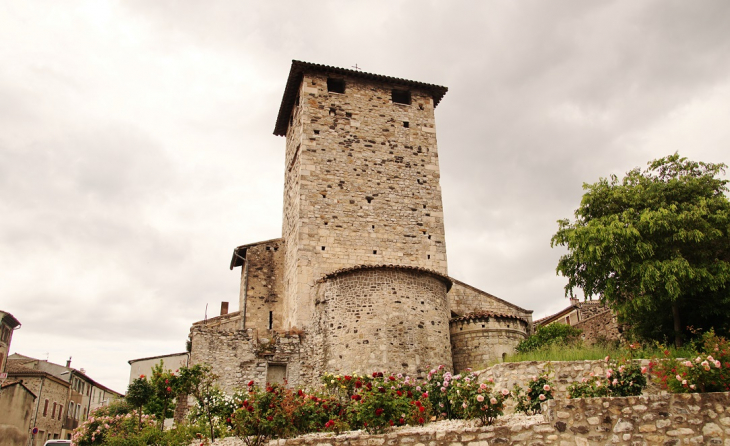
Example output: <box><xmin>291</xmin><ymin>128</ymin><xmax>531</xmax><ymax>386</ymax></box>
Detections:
<box><xmin>188</xmin><ymin>61</ymin><xmax>532</xmax><ymax>391</ymax></box>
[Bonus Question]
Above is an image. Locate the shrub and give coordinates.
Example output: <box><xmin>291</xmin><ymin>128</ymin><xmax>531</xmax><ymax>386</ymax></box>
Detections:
<box><xmin>513</xmin><ymin>373</ymin><xmax>554</xmax><ymax>415</ymax></box>
<box><xmin>516</xmin><ymin>323</ymin><xmax>583</xmax><ymax>353</ymax></box>
<box><xmin>231</xmin><ymin>382</ymin><xmax>291</xmax><ymax>446</ymax></box>
<box><xmin>650</xmin><ymin>330</ymin><xmax>730</xmax><ymax>393</ymax></box>
<box><xmin>568</xmin><ymin>357</ymin><xmax>647</xmax><ymax>398</ymax></box>
<box><xmin>423</xmin><ymin>366</ymin><xmax>510</xmax><ymax>425</ymax></box>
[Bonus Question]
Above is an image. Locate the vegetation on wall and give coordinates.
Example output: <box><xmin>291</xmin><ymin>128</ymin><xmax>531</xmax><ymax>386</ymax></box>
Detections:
<box><xmin>552</xmin><ymin>153</ymin><xmax>730</xmax><ymax>346</ymax></box>
<box><xmin>515</xmin><ymin>323</ymin><xmax>583</xmax><ymax>353</ymax></box>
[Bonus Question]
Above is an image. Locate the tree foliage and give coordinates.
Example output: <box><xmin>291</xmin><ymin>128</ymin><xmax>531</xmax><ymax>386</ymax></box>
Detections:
<box><xmin>552</xmin><ymin>153</ymin><xmax>730</xmax><ymax>346</ymax></box>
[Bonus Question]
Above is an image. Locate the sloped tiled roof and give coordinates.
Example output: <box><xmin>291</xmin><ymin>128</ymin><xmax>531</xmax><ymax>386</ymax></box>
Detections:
<box><xmin>450</xmin><ymin>311</ymin><xmax>528</xmax><ymax>324</ymax></box>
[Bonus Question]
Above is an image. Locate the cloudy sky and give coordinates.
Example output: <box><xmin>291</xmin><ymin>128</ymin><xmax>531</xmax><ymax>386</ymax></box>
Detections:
<box><xmin>2</xmin><ymin>1</ymin><xmax>729</xmax><ymax>393</ymax></box>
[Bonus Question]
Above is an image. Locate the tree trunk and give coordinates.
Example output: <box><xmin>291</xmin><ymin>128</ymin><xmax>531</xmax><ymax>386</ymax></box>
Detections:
<box><xmin>672</xmin><ymin>302</ymin><xmax>683</xmax><ymax>348</ymax></box>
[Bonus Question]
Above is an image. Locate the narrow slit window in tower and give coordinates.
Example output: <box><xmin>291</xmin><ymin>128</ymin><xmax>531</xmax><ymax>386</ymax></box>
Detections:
<box><xmin>268</xmin><ymin>311</ymin><xmax>273</xmax><ymax>330</ymax></box>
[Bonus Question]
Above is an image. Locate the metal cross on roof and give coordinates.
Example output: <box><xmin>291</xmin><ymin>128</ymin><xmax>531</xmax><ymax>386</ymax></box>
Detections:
<box><xmin>352</xmin><ymin>64</ymin><xmax>362</xmax><ymax>71</ymax></box>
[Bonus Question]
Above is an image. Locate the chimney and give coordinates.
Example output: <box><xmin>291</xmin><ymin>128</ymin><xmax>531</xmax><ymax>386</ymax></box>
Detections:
<box><xmin>220</xmin><ymin>302</ymin><xmax>229</xmax><ymax>316</ymax></box>
<box><xmin>66</xmin><ymin>357</ymin><xmax>72</xmax><ymax>368</ymax></box>
<box><xmin>569</xmin><ymin>296</ymin><xmax>579</xmax><ymax>306</ymax></box>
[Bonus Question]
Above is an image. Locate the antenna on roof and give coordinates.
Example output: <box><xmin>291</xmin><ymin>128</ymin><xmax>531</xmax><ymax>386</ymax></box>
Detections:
<box><xmin>352</xmin><ymin>64</ymin><xmax>362</xmax><ymax>71</ymax></box>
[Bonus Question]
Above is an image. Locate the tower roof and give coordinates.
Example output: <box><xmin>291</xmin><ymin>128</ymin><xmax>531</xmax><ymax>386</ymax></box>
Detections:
<box><xmin>274</xmin><ymin>60</ymin><xmax>448</xmax><ymax>136</ymax></box>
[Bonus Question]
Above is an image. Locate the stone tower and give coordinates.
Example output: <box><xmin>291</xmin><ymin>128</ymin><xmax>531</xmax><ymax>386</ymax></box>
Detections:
<box><xmin>191</xmin><ymin>61</ymin><xmax>532</xmax><ymax>388</ymax></box>
<box><xmin>274</xmin><ymin>61</ymin><xmax>450</xmax><ymax>333</ymax></box>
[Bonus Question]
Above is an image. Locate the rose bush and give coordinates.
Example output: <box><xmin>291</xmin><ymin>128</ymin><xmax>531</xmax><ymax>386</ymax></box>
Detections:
<box><xmin>651</xmin><ymin>330</ymin><xmax>730</xmax><ymax>393</ymax></box>
<box><xmin>513</xmin><ymin>373</ymin><xmax>554</xmax><ymax>415</ymax></box>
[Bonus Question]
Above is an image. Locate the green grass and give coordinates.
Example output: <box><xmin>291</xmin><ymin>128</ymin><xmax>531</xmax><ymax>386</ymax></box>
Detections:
<box><xmin>500</xmin><ymin>343</ymin><xmax>697</xmax><ymax>364</ymax></box>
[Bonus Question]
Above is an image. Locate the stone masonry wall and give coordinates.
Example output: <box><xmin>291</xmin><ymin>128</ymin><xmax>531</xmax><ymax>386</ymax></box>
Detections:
<box><xmin>189</xmin><ymin>326</ymin><xmax>302</xmax><ymax>393</ymax></box>
<box><xmin>192</xmin><ymin>311</ymin><xmax>242</xmax><ymax>332</ymax></box>
<box><xmin>239</xmin><ymin>239</ymin><xmax>285</xmax><ymax>333</ymax></box>
<box><xmin>450</xmin><ymin>317</ymin><xmax>528</xmax><ymax>373</ymax></box>
<box><xmin>315</xmin><ymin>267</ymin><xmax>452</xmax><ymax>377</ymax></box>
<box><xmin>282</xmin><ymin>71</ymin><xmax>448</xmax><ymax>330</ymax></box>
<box><xmin>19</xmin><ymin>376</ymin><xmax>67</xmax><ymax>442</ymax></box>
<box><xmin>478</xmin><ymin>359</ymin><xmax>661</xmax><ymax>401</ymax></box>
<box><xmin>202</xmin><ymin>392</ymin><xmax>730</xmax><ymax>445</ymax></box>
<box><xmin>575</xmin><ymin>308</ymin><xmax>622</xmax><ymax>346</ymax></box>
<box><xmin>449</xmin><ymin>279</ymin><xmax>532</xmax><ymax>324</ymax></box>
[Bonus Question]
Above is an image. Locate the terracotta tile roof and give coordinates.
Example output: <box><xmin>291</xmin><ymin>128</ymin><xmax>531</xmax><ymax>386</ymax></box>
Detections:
<box><xmin>317</xmin><ymin>264</ymin><xmax>452</xmax><ymax>291</ymax></box>
<box><xmin>274</xmin><ymin>60</ymin><xmax>448</xmax><ymax>136</ymax></box>
<box><xmin>450</xmin><ymin>311</ymin><xmax>528</xmax><ymax>324</ymax></box>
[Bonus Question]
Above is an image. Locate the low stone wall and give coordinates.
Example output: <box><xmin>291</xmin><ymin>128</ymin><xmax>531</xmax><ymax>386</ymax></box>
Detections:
<box><xmin>204</xmin><ymin>392</ymin><xmax>730</xmax><ymax>445</ymax></box>
<box><xmin>478</xmin><ymin>359</ymin><xmax>661</xmax><ymax>400</ymax></box>
<box><xmin>544</xmin><ymin>392</ymin><xmax>730</xmax><ymax>445</ymax></box>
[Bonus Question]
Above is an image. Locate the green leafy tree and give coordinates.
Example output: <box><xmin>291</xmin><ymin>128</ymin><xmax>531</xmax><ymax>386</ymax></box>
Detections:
<box><xmin>178</xmin><ymin>364</ymin><xmax>232</xmax><ymax>442</ymax></box>
<box><xmin>126</xmin><ymin>375</ymin><xmax>153</xmax><ymax>431</ymax></box>
<box><xmin>147</xmin><ymin>362</ymin><xmax>182</xmax><ymax>431</ymax></box>
<box><xmin>552</xmin><ymin>154</ymin><xmax>730</xmax><ymax>346</ymax></box>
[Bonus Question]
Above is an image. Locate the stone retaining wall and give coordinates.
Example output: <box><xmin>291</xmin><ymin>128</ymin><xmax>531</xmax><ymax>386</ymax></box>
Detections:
<box><xmin>204</xmin><ymin>392</ymin><xmax>730</xmax><ymax>445</ymax></box>
<box><xmin>479</xmin><ymin>359</ymin><xmax>662</xmax><ymax>400</ymax></box>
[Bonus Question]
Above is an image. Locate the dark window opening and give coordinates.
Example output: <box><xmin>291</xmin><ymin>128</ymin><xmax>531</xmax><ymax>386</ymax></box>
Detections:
<box><xmin>373</xmin><ymin>250</ymin><xmax>377</xmax><ymax>254</ymax></box>
<box><xmin>266</xmin><ymin>246</ymin><xmax>271</xmax><ymax>251</ymax></box>
<box><xmin>403</xmin><ymin>121</ymin><xmax>409</xmax><ymax>128</ymax></box>
<box><xmin>392</xmin><ymin>89</ymin><xmax>411</xmax><ymax>105</ymax></box>
<box><xmin>428</xmin><ymin>235</ymin><xmax>431</xmax><ymax>240</ymax></box>
<box><xmin>423</xmin><ymin>204</ymin><xmax>426</xmax><ymax>209</ymax></box>
<box><xmin>268</xmin><ymin>311</ymin><xmax>273</xmax><ymax>329</ymax></box>
<box><xmin>346</xmin><ymin>112</ymin><xmax>352</xmax><ymax>118</ymax></box>
<box><xmin>327</xmin><ymin>78</ymin><xmax>345</xmax><ymax>93</ymax></box>
<box><xmin>321</xmin><ymin>246</ymin><xmax>326</xmax><ymax>251</ymax></box>
<box><xmin>366</xmin><ymin>196</ymin><xmax>373</xmax><ymax>203</ymax></box>
<box><xmin>314</xmin><ymin>129</ymin><xmax>320</xmax><ymax>135</ymax></box>
<box><xmin>427</xmin><ymin>255</ymin><xmax>430</xmax><ymax>259</ymax></box>
<box><xmin>324</xmin><ymin>222</ymin><xmax>328</xmax><ymax>226</ymax></box>
<box><xmin>372</xmin><ymin>225</ymin><xmax>375</xmax><ymax>229</ymax></box>
<box><xmin>329</xmin><ymin>107</ymin><xmax>336</xmax><ymax>116</ymax></box>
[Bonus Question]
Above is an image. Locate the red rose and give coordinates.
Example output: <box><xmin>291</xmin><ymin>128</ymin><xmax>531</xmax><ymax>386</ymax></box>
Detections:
<box><xmin>166</xmin><ymin>386</ymin><xmax>171</xmax><ymax>392</ymax></box>
<box><xmin>267</xmin><ymin>416</ymin><xmax>273</xmax><ymax>421</ymax></box>
<box><xmin>399</xmin><ymin>418</ymin><xmax>405</xmax><ymax>424</ymax></box>
<box><xmin>396</xmin><ymin>390</ymin><xmax>402</xmax><ymax>396</ymax></box>
<box><xmin>165</xmin><ymin>379</ymin><xmax>169</xmax><ymax>384</ymax></box>
<box><xmin>372</xmin><ymin>372</ymin><xmax>378</xmax><ymax>378</ymax></box>
<box><xmin>375</xmin><ymin>408</ymin><xmax>384</xmax><ymax>416</ymax></box>
<box><xmin>226</xmin><ymin>418</ymin><xmax>231</xmax><ymax>423</ymax></box>
<box><xmin>418</xmin><ymin>406</ymin><xmax>425</xmax><ymax>413</ymax></box>
<box><xmin>389</xmin><ymin>420</ymin><xmax>394</xmax><ymax>426</ymax></box>
<box><xmin>389</xmin><ymin>376</ymin><xmax>396</xmax><ymax>381</ymax></box>
<box><xmin>248</xmin><ymin>380</ymin><xmax>254</xmax><ymax>386</ymax></box>
<box><xmin>418</xmin><ymin>417</ymin><xmax>424</xmax><ymax>424</ymax></box>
